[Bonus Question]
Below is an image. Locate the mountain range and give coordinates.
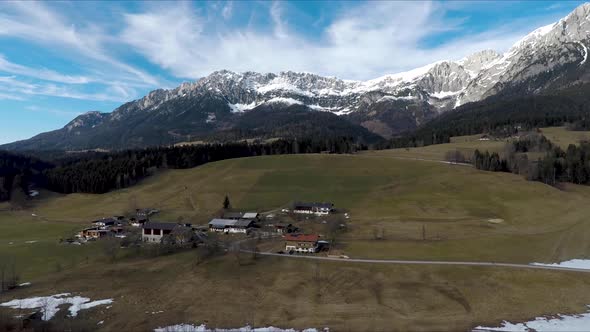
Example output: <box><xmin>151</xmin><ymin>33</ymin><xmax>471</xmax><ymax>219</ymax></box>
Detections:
<box><xmin>3</xmin><ymin>3</ymin><xmax>590</xmax><ymax>151</ymax></box>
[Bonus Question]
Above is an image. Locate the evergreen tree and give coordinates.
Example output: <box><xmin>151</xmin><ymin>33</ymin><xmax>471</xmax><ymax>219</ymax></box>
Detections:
<box><xmin>223</xmin><ymin>195</ymin><xmax>231</xmax><ymax>210</ymax></box>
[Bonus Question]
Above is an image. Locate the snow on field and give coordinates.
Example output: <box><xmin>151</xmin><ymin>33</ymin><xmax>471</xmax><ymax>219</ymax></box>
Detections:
<box><xmin>473</xmin><ymin>306</ymin><xmax>590</xmax><ymax>331</ymax></box>
<box><xmin>18</xmin><ymin>282</ymin><xmax>31</xmax><ymax>287</ymax></box>
<box><xmin>532</xmin><ymin>259</ymin><xmax>590</xmax><ymax>270</ymax></box>
<box><xmin>154</xmin><ymin>324</ymin><xmax>322</xmax><ymax>332</ymax></box>
<box><xmin>0</xmin><ymin>293</ymin><xmax>113</xmax><ymax>320</ymax></box>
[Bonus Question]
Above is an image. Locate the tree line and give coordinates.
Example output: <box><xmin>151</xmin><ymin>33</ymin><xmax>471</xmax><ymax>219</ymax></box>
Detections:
<box><xmin>472</xmin><ymin>133</ymin><xmax>590</xmax><ymax>186</ymax></box>
<box><xmin>0</xmin><ymin>136</ymin><xmax>365</xmax><ymax>201</ymax></box>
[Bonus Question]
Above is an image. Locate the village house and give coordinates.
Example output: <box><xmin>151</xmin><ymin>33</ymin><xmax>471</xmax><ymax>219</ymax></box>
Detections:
<box><xmin>293</xmin><ymin>202</ymin><xmax>334</xmax><ymax>216</ymax></box>
<box><xmin>274</xmin><ymin>223</ymin><xmax>296</xmax><ymax>234</ymax></box>
<box><xmin>79</xmin><ymin>227</ymin><xmax>111</xmax><ymax>239</ymax></box>
<box><xmin>130</xmin><ymin>217</ymin><xmax>148</xmax><ymax>227</ymax></box>
<box><xmin>208</xmin><ymin>218</ymin><xmax>254</xmax><ymax>234</ymax></box>
<box><xmin>284</xmin><ymin>234</ymin><xmax>320</xmax><ymax>253</ymax></box>
<box><xmin>142</xmin><ymin>222</ymin><xmax>180</xmax><ymax>243</ymax></box>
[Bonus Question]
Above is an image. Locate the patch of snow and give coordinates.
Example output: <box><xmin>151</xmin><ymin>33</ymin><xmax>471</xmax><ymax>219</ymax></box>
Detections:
<box><xmin>532</xmin><ymin>258</ymin><xmax>590</xmax><ymax>270</ymax></box>
<box><xmin>430</xmin><ymin>90</ymin><xmax>462</xmax><ymax>99</ymax></box>
<box><xmin>229</xmin><ymin>102</ymin><xmax>258</xmax><ymax>113</ymax></box>
<box><xmin>206</xmin><ymin>114</ymin><xmax>216</xmax><ymax>123</ymax></box>
<box><xmin>377</xmin><ymin>95</ymin><xmax>415</xmax><ymax>103</ymax></box>
<box><xmin>333</xmin><ymin>108</ymin><xmax>353</xmax><ymax>116</ymax></box>
<box><xmin>18</xmin><ymin>282</ymin><xmax>31</xmax><ymax>287</ymax></box>
<box><xmin>98</xmin><ymin>320</ymin><xmax>104</xmax><ymax>325</ymax></box>
<box><xmin>578</xmin><ymin>41</ymin><xmax>588</xmax><ymax>65</ymax></box>
<box><xmin>256</xmin><ymin>81</ymin><xmax>314</xmax><ymax>97</ymax></box>
<box><xmin>473</xmin><ymin>306</ymin><xmax>590</xmax><ymax>331</ymax></box>
<box><xmin>265</xmin><ymin>97</ymin><xmax>304</xmax><ymax>106</ymax></box>
<box><xmin>24</xmin><ymin>240</ymin><xmax>37</xmax><ymax>244</ymax></box>
<box><xmin>154</xmin><ymin>324</ymin><xmax>322</xmax><ymax>332</ymax></box>
<box><xmin>0</xmin><ymin>293</ymin><xmax>113</xmax><ymax>321</ymax></box>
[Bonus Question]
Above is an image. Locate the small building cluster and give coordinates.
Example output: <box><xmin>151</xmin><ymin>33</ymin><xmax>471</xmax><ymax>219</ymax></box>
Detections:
<box><xmin>292</xmin><ymin>202</ymin><xmax>334</xmax><ymax>216</ymax></box>
<box><xmin>77</xmin><ymin>217</ymin><xmax>125</xmax><ymax>240</ymax></box>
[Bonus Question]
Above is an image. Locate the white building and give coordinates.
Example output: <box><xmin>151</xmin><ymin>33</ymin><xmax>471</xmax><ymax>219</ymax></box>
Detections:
<box><xmin>293</xmin><ymin>202</ymin><xmax>334</xmax><ymax>216</ymax></box>
<box><xmin>208</xmin><ymin>218</ymin><xmax>253</xmax><ymax>234</ymax></box>
<box><xmin>142</xmin><ymin>222</ymin><xmax>180</xmax><ymax>243</ymax></box>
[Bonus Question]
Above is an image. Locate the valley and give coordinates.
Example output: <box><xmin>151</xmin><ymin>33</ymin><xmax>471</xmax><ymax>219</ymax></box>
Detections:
<box><xmin>3</xmin><ymin>136</ymin><xmax>590</xmax><ymax>331</ymax></box>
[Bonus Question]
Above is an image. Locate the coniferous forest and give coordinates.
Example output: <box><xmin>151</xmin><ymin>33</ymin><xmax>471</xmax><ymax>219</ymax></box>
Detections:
<box><xmin>0</xmin><ymin>137</ymin><xmax>363</xmax><ymax>201</ymax></box>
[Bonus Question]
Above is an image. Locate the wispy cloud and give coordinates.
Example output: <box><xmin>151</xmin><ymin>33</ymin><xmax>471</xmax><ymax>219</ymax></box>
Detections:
<box><xmin>25</xmin><ymin>105</ymin><xmax>82</xmax><ymax>118</ymax></box>
<box><xmin>0</xmin><ymin>55</ymin><xmax>92</xmax><ymax>84</ymax></box>
<box><xmin>221</xmin><ymin>1</ymin><xmax>233</xmax><ymax>20</ymax></box>
<box><xmin>117</xmin><ymin>1</ymin><xmax>553</xmax><ymax>80</ymax></box>
<box><xmin>0</xmin><ymin>76</ymin><xmax>132</xmax><ymax>102</ymax></box>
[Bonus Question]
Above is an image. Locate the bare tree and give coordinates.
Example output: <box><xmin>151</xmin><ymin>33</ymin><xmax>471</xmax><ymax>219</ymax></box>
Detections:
<box><xmin>101</xmin><ymin>238</ymin><xmax>119</xmax><ymax>262</ymax></box>
<box><xmin>445</xmin><ymin>150</ymin><xmax>467</xmax><ymax>164</ymax></box>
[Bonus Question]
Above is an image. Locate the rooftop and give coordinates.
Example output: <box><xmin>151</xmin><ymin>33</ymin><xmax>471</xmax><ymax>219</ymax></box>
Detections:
<box><xmin>294</xmin><ymin>202</ymin><xmax>333</xmax><ymax>209</ymax></box>
<box><xmin>142</xmin><ymin>222</ymin><xmax>180</xmax><ymax>231</ymax></box>
<box><xmin>209</xmin><ymin>218</ymin><xmax>253</xmax><ymax>228</ymax></box>
<box><xmin>284</xmin><ymin>234</ymin><xmax>320</xmax><ymax>242</ymax></box>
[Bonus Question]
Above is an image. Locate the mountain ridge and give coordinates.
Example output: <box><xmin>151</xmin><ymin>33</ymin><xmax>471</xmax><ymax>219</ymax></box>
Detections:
<box><xmin>3</xmin><ymin>3</ymin><xmax>590</xmax><ymax>151</ymax></box>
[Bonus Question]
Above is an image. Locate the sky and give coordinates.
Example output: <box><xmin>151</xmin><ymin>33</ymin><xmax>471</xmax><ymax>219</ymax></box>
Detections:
<box><xmin>0</xmin><ymin>0</ymin><xmax>586</xmax><ymax>144</ymax></box>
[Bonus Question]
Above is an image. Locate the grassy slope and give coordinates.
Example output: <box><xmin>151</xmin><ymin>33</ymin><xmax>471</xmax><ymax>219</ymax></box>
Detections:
<box><xmin>366</xmin><ymin>137</ymin><xmax>507</xmax><ymax>161</ymax></box>
<box><xmin>18</xmin><ymin>152</ymin><xmax>590</xmax><ymax>264</ymax></box>
<box><xmin>3</xmin><ymin>150</ymin><xmax>590</xmax><ymax>330</ymax></box>
<box><xmin>540</xmin><ymin>126</ymin><xmax>590</xmax><ymax>149</ymax></box>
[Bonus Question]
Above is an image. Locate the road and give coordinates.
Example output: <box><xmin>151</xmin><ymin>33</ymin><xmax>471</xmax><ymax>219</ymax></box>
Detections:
<box><xmin>244</xmin><ymin>250</ymin><xmax>590</xmax><ymax>274</ymax></box>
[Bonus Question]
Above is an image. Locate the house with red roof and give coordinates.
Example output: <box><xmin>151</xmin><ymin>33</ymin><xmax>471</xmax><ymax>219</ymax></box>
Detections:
<box><xmin>284</xmin><ymin>234</ymin><xmax>320</xmax><ymax>253</ymax></box>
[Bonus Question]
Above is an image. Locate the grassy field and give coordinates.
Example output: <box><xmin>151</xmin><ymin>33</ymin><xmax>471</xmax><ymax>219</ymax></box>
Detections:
<box><xmin>3</xmin><ymin>147</ymin><xmax>590</xmax><ymax>330</ymax></box>
<box><xmin>540</xmin><ymin>126</ymin><xmax>590</xmax><ymax>149</ymax></box>
<box><xmin>3</xmin><ymin>250</ymin><xmax>590</xmax><ymax>332</ymax></box>
<box><xmin>365</xmin><ymin>136</ymin><xmax>508</xmax><ymax>161</ymax></box>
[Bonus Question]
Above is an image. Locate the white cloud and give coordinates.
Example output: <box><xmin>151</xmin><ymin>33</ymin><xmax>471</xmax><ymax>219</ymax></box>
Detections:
<box><xmin>221</xmin><ymin>1</ymin><xmax>233</xmax><ymax>20</ymax></box>
<box><xmin>118</xmin><ymin>1</ymin><xmax>557</xmax><ymax>80</ymax></box>
<box><xmin>0</xmin><ymin>76</ymin><xmax>131</xmax><ymax>102</ymax></box>
<box><xmin>0</xmin><ymin>92</ymin><xmax>24</xmax><ymax>101</ymax></box>
<box><xmin>0</xmin><ymin>55</ymin><xmax>92</xmax><ymax>84</ymax></box>
<box><xmin>0</xmin><ymin>1</ymin><xmax>161</xmax><ymax>85</ymax></box>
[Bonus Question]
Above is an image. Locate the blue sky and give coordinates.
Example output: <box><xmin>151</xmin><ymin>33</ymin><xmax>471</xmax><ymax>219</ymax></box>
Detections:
<box><xmin>0</xmin><ymin>0</ymin><xmax>585</xmax><ymax>144</ymax></box>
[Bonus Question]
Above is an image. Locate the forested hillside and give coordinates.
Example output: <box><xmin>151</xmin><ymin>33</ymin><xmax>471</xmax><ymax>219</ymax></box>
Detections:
<box><xmin>0</xmin><ymin>136</ymin><xmax>364</xmax><ymax>201</ymax></box>
<box><xmin>383</xmin><ymin>84</ymin><xmax>590</xmax><ymax>149</ymax></box>
<box><xmin>0</xmin><ymin>152</ymin><xmax>53</xmax><ymax>202</ymax></box>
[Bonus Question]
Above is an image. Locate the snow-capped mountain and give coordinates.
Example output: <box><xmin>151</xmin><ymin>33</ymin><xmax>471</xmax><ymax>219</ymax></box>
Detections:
<box><xmin>456</xmin><ymin>3</ymin><xmax>590</xmax><ymax>106</ymax></box>
<box><xmin>3</xmin><ymin>3</ymin><xmax>590</xmax><ymax>151</ymax></box>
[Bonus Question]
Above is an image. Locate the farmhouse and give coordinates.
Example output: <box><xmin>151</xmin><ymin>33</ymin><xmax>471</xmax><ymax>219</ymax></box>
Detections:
<box><xmin>293</xmin><ymin>202</ymin><xmax>334</xmax><ymax>216</ymax></box>
<box><xmin>79</xmin><ymin>227</ymin><xmax>111</xmax><ymax>239</ymax></box>
<box><xmin>142</xmin><ymin>222</ymin><xmax>181</xmax><ymax>243</ymax></box>
<box><xmin>284</xmin><ymin>234</ymin><xmax>320</xmax><ymax>253</ymax></box>
<box><xmin>208</xmin><ymin>218</ymin><xmax>253</xmax><ymax>234</ymax></box>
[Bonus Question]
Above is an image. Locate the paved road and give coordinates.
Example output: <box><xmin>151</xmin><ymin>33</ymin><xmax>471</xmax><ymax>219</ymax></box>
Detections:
<box><xmin>245</xmin><ymin>250</ymin><xmax>590</xmax><ymax>274</ymax></box>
